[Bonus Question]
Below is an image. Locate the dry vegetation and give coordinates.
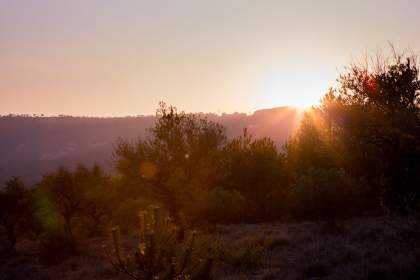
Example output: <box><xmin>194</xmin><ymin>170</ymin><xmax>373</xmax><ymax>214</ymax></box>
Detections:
<box><xmin>213</xmin><ymin>216</ymin><xmax>420</xmax><ymax>280</ymax></box>
<box><xmin>2</xmin><ymin>215</ymin><xmax>420</xmax><ymax>280</ymax></box>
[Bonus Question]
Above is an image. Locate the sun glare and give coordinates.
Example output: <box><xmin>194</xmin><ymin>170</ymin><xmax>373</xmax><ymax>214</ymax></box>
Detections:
<box><xmin>290</xmin><ymin>100</ymin><xmax>315</xmax><ymax>111</ymax></box>
<box><xmin>255</xmin><ymin>60</ymin><xmax>332</xmax><ymax>114</ymax></box>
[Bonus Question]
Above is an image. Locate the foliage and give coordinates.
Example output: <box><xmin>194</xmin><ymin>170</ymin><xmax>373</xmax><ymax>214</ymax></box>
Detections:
<box><xmin>212</xmin><ymin>236</ymin><xmax>265</xmax><ymax>270</ymax></box>
<box><xmin>104</xmin><ymin>206</ymin><xmax>213</xmax><ymax>280</ymax></box>
<box><xmin>285</xmin><ymin>50</ymin><xmax>420</xmax><ymax>215</ymax></box>
<box><xmin>38</xmin><ymin>229</ymin><xmax>79</xmax><ymax>264</ymax></box>
<box><xmin>0</xmin><ymin>177</ymin><xmax>34</xmax><ymax>251</ymax></box>
<box><xmin>221</xmin><ymin>243</ymin><xmax>265</xmax><ymax>269</ymax></box>
<box><xmin>222</xmin><ymin>129</ymin><xmax>287</xmax><ymax>222</ymax></box>
<box><xmin>284</xmin><ymin>109</ymin><xmax>336</xmax><ymax>176</ymax></box>
<box><xmin>115</xmin><ymin>102</ymin><xmax>226</xmax><ymax>223</ymax></box>
<box><xmin>37</xmin><ymin>168</ymin><xmax>85</xmax><ymax>237</ymax></box>
<box><xmin>112</xmin><ymin>197</ymin><xmax>157</xmax><ymax>233</ymax></box>
<box><xmin>289</xmin><ymin>168</ymin><xmax>366</xmax><ymax>220</ymax></box>
<box><xmin>36</xmin><ymin>165</ymin><xmax>114</xmax><ymax>239</ymax></box>
<box><xmin>320</xmin><ymin>51</ymin><xmax>420</xmax><ymax>212</ymax></box>
<box><xmin>206</xmin><ymin>187</ymin><xmax>246</xmax><ymax>224</ymax></box>
<box><xmin>79</xmin><ymin>164</ymin><xmax>115</xmax><ymax>236</ymax></box>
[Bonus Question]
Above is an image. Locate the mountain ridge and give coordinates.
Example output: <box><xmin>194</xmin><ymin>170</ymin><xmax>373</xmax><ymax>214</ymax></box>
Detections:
<box><xmin>0</xmin><ymin>107</ymin><xmax>302</xmax><ymax>185</ymax></box>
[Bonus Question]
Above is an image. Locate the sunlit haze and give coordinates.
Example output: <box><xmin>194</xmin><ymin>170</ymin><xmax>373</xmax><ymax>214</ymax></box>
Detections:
<box><xmin>1</xmin><ymin>0</ymin><xmax>420</xmax><ymax>116</ymax></box>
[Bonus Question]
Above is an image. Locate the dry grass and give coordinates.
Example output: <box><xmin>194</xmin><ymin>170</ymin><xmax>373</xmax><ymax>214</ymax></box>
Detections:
<box><xmin>0</xmin><ymin>237</ymin><xmax>120</xmax><ymax>280</ymax></box>
<box><xmin>1</xmin><ymin>216</ymin><xmax>420</xmax><ymax>280</ymax></box>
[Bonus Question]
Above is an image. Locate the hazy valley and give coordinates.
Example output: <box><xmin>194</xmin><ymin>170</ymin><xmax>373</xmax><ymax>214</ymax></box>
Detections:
<box><xmin>0</xmin><ymin>107</ymin><xmax>300</xmax><ymax>185</ymax></box>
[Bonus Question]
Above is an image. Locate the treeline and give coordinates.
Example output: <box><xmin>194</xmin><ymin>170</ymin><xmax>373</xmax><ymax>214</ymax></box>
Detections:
<box><xmin>0</xmin><ymin>51</ymin><xmax>419</xmax><ymax>257</ymax></box>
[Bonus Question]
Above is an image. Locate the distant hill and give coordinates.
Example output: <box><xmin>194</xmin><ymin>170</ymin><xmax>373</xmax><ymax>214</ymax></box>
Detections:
<box><xmin>0</xmin><ymin>107</ymin><xmax>301</xmax><ymax>185</ymax></box>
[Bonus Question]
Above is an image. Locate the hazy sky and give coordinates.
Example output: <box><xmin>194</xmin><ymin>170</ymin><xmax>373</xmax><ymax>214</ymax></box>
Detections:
<box><xmin>1</xmin><ymin>0</ymin><xmax>420</xmax><ymax>116</ymax></box>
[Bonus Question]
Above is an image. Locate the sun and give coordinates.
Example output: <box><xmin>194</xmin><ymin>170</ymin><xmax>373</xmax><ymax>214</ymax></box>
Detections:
<box><xmin>268</xmin><ymin>93</ymin><xmax>319</xmax><ymax>112</ymax></box>
<box><xmin>255</xmin><ymin>65</ymin><xmax>327</xmax><ymax>113</ymax></box>
<box><xmin>255</xmin><ymin>94</ymin><xmax>317</xmax><ymax>114</ymax></box>
<box><xmin>290</xmin><ymin>100</ymin><xmax>316</xmax><ymax>111</ymax></box>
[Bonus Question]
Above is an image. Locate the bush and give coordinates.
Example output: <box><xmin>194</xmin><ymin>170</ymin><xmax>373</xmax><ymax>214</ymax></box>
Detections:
<box><xmin>289</xmin><ymin>168</ymin><xmax>366</xmax><ymax>221</ymax></box>
<box><xmin>207</xmin><ymin>188</ymin><xmax>246</xmax><ymax>224</ymax></box>
<box><xmin>183</xmin><ymin>187</ymin><xmax>246</xmax><ymax>226</ymax></box>
<box><xmin>39</xmin><ymin>230</ymin><xmax>80</xmax><ymax>264</ymax></box>
<box><xmin>114</xmin><ymin>102</ymin><xmax>226</xmax><ymax>224</ymax></box>
<box><xmin>222</xmin><ymin>129</ymin><xmax>288</xmax><ymax>222</ymax></box>
<box><xmin>112</xmin><ymin>198</ymin><xmax>156</xmax><ymax>233</ymax></box>
<box><xmin>105</xmin><ymin>206</ymin><xmax>213</xmax><ymax>280</ymax></box>
<box><xmin>213</xmin><ymin>237</ymin><xmax>265</xmax><ymax>270</ymax></box>
<box><xmin>224</xmin><ymin>244</ymin><xmax>265</xmax><ymax>269</ymax></box>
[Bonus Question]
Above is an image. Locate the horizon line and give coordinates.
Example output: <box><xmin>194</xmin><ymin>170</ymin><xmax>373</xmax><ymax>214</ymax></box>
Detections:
<box><xmin>0</xmin><ymin>105</ymin><xmax>304</xmax><ymax>119</ymax></box>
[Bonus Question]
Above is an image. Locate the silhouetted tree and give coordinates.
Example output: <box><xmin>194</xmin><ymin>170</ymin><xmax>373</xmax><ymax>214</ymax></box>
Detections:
<box><xmin>77</xmin><ymin>164</ymin><xmax>114</xmax><ymax>236</ymax></box>
<box><xmin>0</xmin><ymin>177</ymin><xmax>32</xmax><ymax>251</ymax></box>
<box><xmin>222</xmin><ymin>129</ymin><xmax>287</xmax><ymax>221</ymax></box>
<box><xmin>38</xmin><ymin>168</ymin><xmax>83</xmax><ymax>238</ymax></box>
<box><xmin>37</xmin><ymin>164</ymin><xmax>114</xmax><ymax>238</ymax></box>
<box><xmin>115</xmin><ymin>102</ymin><xmax>226</xmax><ymax>224</ymax></box>
<box><xmin>320</xmin><ymin>51</ymin><xmax>420</xmax><ymax>212</ymax></box>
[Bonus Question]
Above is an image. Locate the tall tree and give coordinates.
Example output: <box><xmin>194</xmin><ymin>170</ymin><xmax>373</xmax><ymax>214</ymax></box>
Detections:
<box><xmin>115</xmin><ymin>102</ymin><xmax>226</xmax><ymax>223</ymax></box>
<box><xmin>320</xmin><ymin>51</ymin><xmax>420</xmax><ymax>211</ymax></box>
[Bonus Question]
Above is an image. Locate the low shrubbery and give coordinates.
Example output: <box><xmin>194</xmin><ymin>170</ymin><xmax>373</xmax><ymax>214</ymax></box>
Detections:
<box><xmin>289</xmin><ymin>168</ymin><xmax>367</xmax><ymax>221</ymax></box>
<box><xmin>105</xmin><ymin>206</ymin><xmax>213</xmax><ymax>280</ymax></box>
<box><xmin>38</xmin><ymin>229</ymin><xmax>80</xmax><ymax>264</ymax></box>
<box><xmin>206</xmin><ymin>187</ymin><xmax>246</xmax><ymax>224</ymax></box>
<box><xmin>112</xmin><ymin>197</ymin><xmax>158</xmax><ymax>233</ymax></box>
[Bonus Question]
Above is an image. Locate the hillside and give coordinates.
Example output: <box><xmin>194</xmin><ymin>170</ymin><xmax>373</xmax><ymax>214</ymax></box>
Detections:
<box><xmin>0</xmin><ymin>107</ymin><xmax>301</xmax><ymax>185</ymax></box>
<box><xmin>2</xmin><ymin>216</ymin><xmax>419</xmax><ymax>280</ymax></box>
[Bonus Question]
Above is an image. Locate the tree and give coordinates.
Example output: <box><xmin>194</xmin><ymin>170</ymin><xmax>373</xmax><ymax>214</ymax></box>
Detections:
<box><xmin>222</xmin><ymin>129</ymin><xmax>287</xmax><ymax>222</ymax></box>
<box><xmin>0</xmin><ymin>177</ymin><xmax>32</xmax><ymax>251</ymax></box>
<box><xmin>77</xmin><ymin>164</ymin><xmax>114</xmax><ymax>236</ymax></box>
<box><xmin>38</xmin><ymin>168</ymin><xmax>84</xmax><ymax>238</ymax></box>
<box><xmin>284</xmin><ymin>109</ymin><xmax>336</xmax><ymax>177</ymax></box>
<box><xmin>115</xmin><ymin>102</ymin><xmax>226</xmax><ymax>223</ymax></box>
<box><xmin>319</xmin><ymin>50</ymin><xmax>420</xmax><ymax>212</ymax></box>
<box><xmin>37</xmin><ymin>165</ymin><xmax>114</xmax><ymax>238</ymax></box>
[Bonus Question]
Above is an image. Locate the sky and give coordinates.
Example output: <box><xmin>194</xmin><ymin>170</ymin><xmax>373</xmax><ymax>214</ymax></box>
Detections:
<box><xmin>1</xmin><ymin>0</ymin><xmax>420</xmax><ymax>116</ymax></box>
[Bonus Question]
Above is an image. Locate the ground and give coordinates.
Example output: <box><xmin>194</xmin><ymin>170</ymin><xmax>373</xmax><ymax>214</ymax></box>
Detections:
<box><xmin>1</xmin><ymin>216</ymin><xmax>420</xmax><ymax>280</ymax></box>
